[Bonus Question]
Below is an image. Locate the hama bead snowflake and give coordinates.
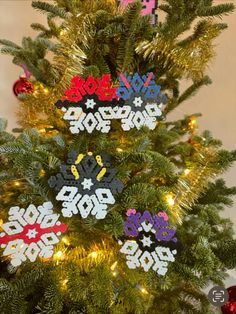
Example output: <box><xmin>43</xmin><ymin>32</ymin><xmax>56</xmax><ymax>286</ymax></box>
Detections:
<box><xmin>115</xmin><ymin>72</ymin><xmax>167</xmax><ymax>131</ymax></box>
<box><xmin>48</xmin><ymin>152</ymin><xmax>124</xmax><ymax>220</ymax></box>
<box><xmin>55</xmin><ymin>75</ymin><xmax>124</xmax><ymax>134</ymax></box>
<box><xmin>119</xmin><ymin>209</ymin><xmax>177</xmax><ymax>275</ymax></box>
<box><xmin>0</xmin><ymin>202</ymin><xmax>67</xmax><ymax>266</ymax></box>
<box><xmin>118</xmin><ymin>0</ymin><xmax>158</xmax><ymax>25</ymax></box>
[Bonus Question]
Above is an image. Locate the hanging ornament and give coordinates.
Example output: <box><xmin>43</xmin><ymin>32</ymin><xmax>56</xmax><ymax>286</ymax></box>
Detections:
<box><xmin>118</xmin><ymin>0</ymin><xmax>158</xmax><ymax>25</ymax></box>
<box><xmin>0</xmin><ymin>202</ymin><xmax>67</xmax><ymax>266</ymax></box>
<box><xmin>13</xmin><ymin>77</ymin><xmax>34</xmax><ymax>97</ymax></box>
<box><xmin>119</xmin><ymin>209</ymin><xmax>178</xmax><ymax>275</ymax></box>
<box><xmin>48</xmin><ymin>152</ymin><xmax>124</xmax><ymax>219</ymax></box>
<box><xmin>55</xmin><ymin>74</ymin><xmax>124</xmax><ymax>134</ymax></box>
<box><xmin>13</xmin><ymin>64</ymin><xmax>34</xmax><ymax>97</ymax></box>
<box><xmin>115</xmin><ymin>72</ymin><xmax>167</xmax><ymax>131</ymax></box>
<box><xmin>7</xmin><ymin>263</ymin><xmax>18</xmax><ymax>274</ymax></box>
<box><xmin>221</xmin><ymin>286</ymin><xmax>236</xmax><ymax>314</ymax></box>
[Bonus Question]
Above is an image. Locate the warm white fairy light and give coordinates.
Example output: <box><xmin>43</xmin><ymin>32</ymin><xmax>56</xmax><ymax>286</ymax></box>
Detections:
<box><xmin>112</xmin><ymin>270</ymin><xmax>118</xmax><ymax>277</ymax></box>
<box><xmin>110</xmin><ymin>261</ymin><xmax>118</xmax><ymax>271</ymax></box>
<box><xmin>62</xmin><ymin>279</ymin><xmax>68</xmax><ymax>286</ymax></box>
<box><xmin>13</xmin><ymin>181</ymin><xmax>21</xmax><ymax>187</ymax></box>
<box><xmin>141</xmin><ymin>287</ymin><xmax>148</xmax><ymax>295</ymax></box>
<box><xmin>62</xmin><ymin>236</ymin><xmax>70</xmax><ymax>246</ymax></box>
<box><xmin>166</xmin><ymin>194</ymin><xmax>175</xmax><ymax>206</ymax></box>
<box><xmin>116</xmin><ymin>148</ymin><xmax>123</xmax><ymax>153</ymax></box>
<box><xmin>53</xmin><ymin>251</ymin><xmax>65</xmax><ymax>263</ymax></box>
<box><xmin>43</xmin><ymin>87</ymin><xmax>49</xmax><ymax>94</ymax></box>
<box><xmin>184</xmin><ymin>169</ymin><xmax>190</xmax><ymax>176</ymax></box>
<box><xmin>90</xmin><ymin>251</ymin><xmax>98</xmax><ymax>259</ymax></box>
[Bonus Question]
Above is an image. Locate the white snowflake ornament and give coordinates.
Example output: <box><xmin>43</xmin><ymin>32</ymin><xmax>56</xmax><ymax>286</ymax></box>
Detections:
<box><xmin>0</xmin><ymin>202</ymin><xmax>67</xmax><ymax>266</ymax></box>
<box><xmin>48</xmin><ymin>152</ymin><xmax>124</xmax><ymax>220</ymax></box>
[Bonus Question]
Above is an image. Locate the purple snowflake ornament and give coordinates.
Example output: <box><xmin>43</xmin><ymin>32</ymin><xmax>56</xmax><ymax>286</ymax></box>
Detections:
<box><xmin>120</xmin><ymin>209</ymin><xmax>178</xmax><ymax>275</ymax></box>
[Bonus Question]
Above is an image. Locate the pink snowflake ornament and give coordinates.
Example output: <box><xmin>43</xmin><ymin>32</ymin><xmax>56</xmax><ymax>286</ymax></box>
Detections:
<box><xmin>157</xmin><ymin>211</ymin><xmax>169</xmax><ymax>221</ymax></box>
<box><xmin>126</xmin><ymin>208</ymin><xmax>137</xmax><ymax>216</ymax></box>
<box><xmin>0</xmin><ymin>202</ymin><xmax>67</xmax><ymax>266</ymax></box>
<box><xmin>118</xmin><ymin>0</ymin><xmax>158</xmax><ymax>25</ymax></box>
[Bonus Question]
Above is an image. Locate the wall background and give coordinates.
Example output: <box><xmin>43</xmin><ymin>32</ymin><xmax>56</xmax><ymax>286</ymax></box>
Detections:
<box><xmin>0</xmin><ymin>0</ymin><xmax>235</xmax><ymax>285</ymax></box>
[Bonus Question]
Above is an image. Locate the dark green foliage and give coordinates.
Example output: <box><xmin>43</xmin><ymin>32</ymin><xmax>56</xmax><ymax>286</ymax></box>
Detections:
<box><xmin>0</xmin><ymin>0</ymin><xmax>235</xmax><ymax>313</ymax></box>
<box><xmin>32</xmin><ymin>1</ymin><xmax>68</xmax><ymax>18</ymax></box>
<box><xmin>159</xmin><ymin>0</ymin><xmax>235</xmax><ymax>39</ymax></box>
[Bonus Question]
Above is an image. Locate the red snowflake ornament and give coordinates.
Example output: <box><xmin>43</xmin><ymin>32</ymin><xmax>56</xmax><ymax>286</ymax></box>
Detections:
<box><xmin>0</xmin><ymin>202</ymin><xmax>67</xmax><ymax>266</ymax></box>
<box><xmin>63</xmin><ymin>74</ymin><xmax>116</xmax><ymax>102</ymax></box>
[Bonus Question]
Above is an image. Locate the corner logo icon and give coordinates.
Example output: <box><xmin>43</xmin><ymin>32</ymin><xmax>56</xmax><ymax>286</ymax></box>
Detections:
<box><xmin>208</xmin><ymin>286</ymin><xmax>229</xmax><ymax>307</ymax></box>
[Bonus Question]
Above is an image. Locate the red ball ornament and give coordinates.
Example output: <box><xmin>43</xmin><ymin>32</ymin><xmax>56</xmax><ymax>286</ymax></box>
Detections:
<box><xmin>13</xmin><ymin>77</ymin><xmax>34</xmax><ymax>97</ymax></box>
<box><xmin>221</xmin><ymin>286</ymin><xmax>236</xmax><ymax>314</ymax></box>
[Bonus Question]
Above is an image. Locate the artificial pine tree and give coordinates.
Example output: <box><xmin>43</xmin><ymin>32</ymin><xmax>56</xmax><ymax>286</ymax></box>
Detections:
<box><xmin>0</xmin><ymin>0</ymin><xmax>236</xmax><ymax>313</ymax></box>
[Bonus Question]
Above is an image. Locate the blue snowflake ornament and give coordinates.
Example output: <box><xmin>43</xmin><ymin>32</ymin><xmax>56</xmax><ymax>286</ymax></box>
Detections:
<box><xmin>115</xmin><ymin>72</ymin><xmax>167</xmax><ymax>131</ymax></box>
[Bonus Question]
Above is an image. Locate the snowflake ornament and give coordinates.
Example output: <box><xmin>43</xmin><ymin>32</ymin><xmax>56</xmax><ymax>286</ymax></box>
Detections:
<box><xmin>48</xmin><ymin>152</ymin><xmax>124</xmax><ymax>220</ymax></box>
<box><xmin>118</xmin><ymin>0</ymin><xmax>158</xmax><ymax>25</ymax></box>
<box><xmin>115</xmin><ymin>72</ymin><xmax>167</xmax><ymax>131</ymax></box>
<box><xmin>55</xmin><ymin>75</ymin><xmax>124</xmax><ymax>134</ymax></box>
<box><xmin>0</xmin><ymin>202</ymin><xmax>67</xmax><ymax>266</ymax></box>
<box><xmin>119</xmin><ymin>210</ymin><xmax>178</xmax><ymax>275</ymax></box>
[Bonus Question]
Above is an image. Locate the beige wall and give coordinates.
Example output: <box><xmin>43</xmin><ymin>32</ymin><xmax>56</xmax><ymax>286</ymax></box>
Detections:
<box><xmin>0</xmin><ymin>2</ymin><xmax>235</xmax><ymax>222</ymax></box>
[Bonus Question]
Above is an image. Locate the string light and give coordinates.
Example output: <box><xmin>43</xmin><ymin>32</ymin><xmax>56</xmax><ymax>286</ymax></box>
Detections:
<box><xmin>53</xmin><ymin>251</ymin><xmax>65</xmax><ymax>262</ymax></box>
<box><xmin>116</xmin><ymin>148</ymin><xmax>123</xmax><ymax>153</ymax></box>
<box><xmin>39</xmin><ymin>169</ymin><xmax>46</xmax><ymax>177</ymax></box>
<box><xmin>166</xmin><ymin>194</ymin><xmax>175</xmax><ymax>206</ymax></box>
<box><xmin>140</xmin><ymin>287</ymin><xmax>148</xmax><ymax>295</ymax></box>
<box><xmin>112</xmin><ymin>270</ymin><xmax>118</xmax><ymax>277</ymax></box>
<box><xmin>62</xmin><ymin>279</ymin><xmax>68</xmax><ymax>286</ymax></box>
<box><xmin>62</xmin><ymin>236</ymin><xmax>70</xmax><ymax>246</ymax></box>
<box><xmin>13</xmin><ymin>181</ymin><xmax>21</xmax><ymax>187</ymax></box>
<box><xmin>110</xmin><ymin>261</ymin><xmax>118</xmax><ymax>271</ymax></box>
<box><xmin>110</xmin><ymin>261</ymin><xmax>118</xmax><ymax>277</ymax></box>
<box><xmin>89</xmin><ymin>251</ymin><xmax>98</xmax><ymax>259</ymax></box>
<box><xmin>137</xmin><ymin>285</ymin><xmax>149</xmax><ymax>295</ymax></box>
<box><xmin>184</xmin><ymin>169</ymin><xmax>190</xmax><ymax>176</ymax></box>
<box><xmin>43</xmin><ymin>88</ymin><xmax>49</xmax><ymax>94</ymax></box>
<box><xmin>188</xmin><ymin>117</ymin><xmax>197</xmax><ymax>130</ymax></box>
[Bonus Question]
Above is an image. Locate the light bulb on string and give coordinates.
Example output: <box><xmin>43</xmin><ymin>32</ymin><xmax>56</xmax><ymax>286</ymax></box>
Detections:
<box><xmin>60</xmin><ymin>29</ymin><xmax>66</xmax><ymax>36</ymax></box>
<box><xmin>43</xmin><ymin>87</ymin><xmax>49</xmax><ymax>94</ymax></box>
<box><xmin>116</xmin><ymin>148</ymin><xmax>123</xmax><ymax>153</ymax></box>
<box><xmin>166</xmin><ymin>194</ymin><xmax>175</xmax><ymax>207</ymax></box>
<box><xmin>188</xmin><ymin>117</ymin><xmax>197</xmax><ymax>130</ymax></box>
<box><xmin>112</xmin><ymin>270</ymin><xmax>118</xmax><ymax>277</ymax></box>
<box><xmin>39</xmin><ymin>169</ymin><xmax>46</xmax><ymax>177</ymax></box>
<box><xmin>62</xmin><ymin>236</ymin><xmax>70</xmax><ymax>246</ymax></box>
<box><xmin>62</xmin><ymin>279</ymin><xmax>68</xmax><ymax>287</ymax></box>
<box><xmin>53</xmin><ymin>250</ymin><xmax>65</xmax><ymax>264</ymax></box>
<box><xmin>13</xmin><ymin>181</ymin><xmax>21</xmax><ymax>187</ymax></box>
<box><xmin>137</xmin><ymin>285</ymin><xmax>149</xmax><ymax>295</ymax></box>
<box><xmin>140</xmin><ymin>287</ymin><xmax>148</xmax><ymax>295</ymax></box>
<box><xmin>110</xmin><ymin>261</ymin><xmax>118</xmax><ymax>271</ymax></box>
<box><xmin>89</xmin><ymin>251</ymin><xmax>98</xmax><ymax>259</ymax></box>
<box><xmin>184</xmin><ymin>169</ymin><xmax>190</xmax><ymax>176</ymax></box>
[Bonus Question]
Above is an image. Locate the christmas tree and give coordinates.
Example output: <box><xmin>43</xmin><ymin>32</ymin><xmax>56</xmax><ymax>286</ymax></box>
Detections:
<box><xmin>0</xmin><ymin>0</ymin><xmax>236</xmax><ymax>313</ymax></box>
